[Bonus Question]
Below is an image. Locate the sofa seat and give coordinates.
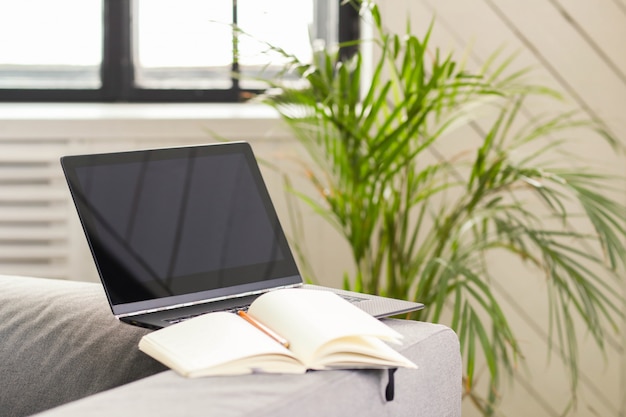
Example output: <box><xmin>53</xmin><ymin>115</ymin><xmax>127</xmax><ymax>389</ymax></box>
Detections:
<box><xmin>0</xmin><ymin>275</ymin><xmax>461</xmax><ymax>417</ymax></box>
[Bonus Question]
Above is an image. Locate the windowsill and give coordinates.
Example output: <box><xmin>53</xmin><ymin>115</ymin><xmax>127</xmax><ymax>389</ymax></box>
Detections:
<box><xmin>0</xmin><ymin>102</ymin><xmax>291</xmax><ymax>142</ymax></box>
<box><xmin>0</xmin><ymin>102</ymin><xmax>279</xmax><ymax>121</ymax></box>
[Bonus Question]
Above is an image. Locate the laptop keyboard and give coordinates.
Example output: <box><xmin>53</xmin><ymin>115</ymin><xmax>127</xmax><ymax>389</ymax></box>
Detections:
<box><xmin>163</xmin><ymin>293</ymin><xmax>365</xmax><ymax>325</ymax></box>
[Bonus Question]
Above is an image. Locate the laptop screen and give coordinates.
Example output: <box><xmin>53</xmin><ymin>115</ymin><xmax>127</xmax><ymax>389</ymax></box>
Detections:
<box><xmin>61</xmin><ymin>143</ymin><xmax>301</xmax><ymax>315</ymax></box>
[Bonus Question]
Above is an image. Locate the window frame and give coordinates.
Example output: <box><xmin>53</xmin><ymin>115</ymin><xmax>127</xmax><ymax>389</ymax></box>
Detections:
<box><xmin>0</xmin><ymin>0</ymin><xmax>359</xmax><ymax>103</ymax></box>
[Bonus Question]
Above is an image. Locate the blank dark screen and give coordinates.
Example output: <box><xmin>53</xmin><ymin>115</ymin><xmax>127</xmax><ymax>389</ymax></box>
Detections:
<box><xmin>72</xmin><ymin>151</ymin><xmax>291</xmax><ymax>304</ymax></box>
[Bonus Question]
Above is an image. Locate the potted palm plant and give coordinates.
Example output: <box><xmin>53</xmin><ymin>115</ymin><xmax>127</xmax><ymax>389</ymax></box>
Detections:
<box><xmin>246</xmin><ymin>1</ymin><xmax>625</xmax><ymax>414</ymax></box>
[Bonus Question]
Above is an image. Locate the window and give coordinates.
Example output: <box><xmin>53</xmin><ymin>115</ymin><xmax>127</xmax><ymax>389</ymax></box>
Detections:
<box><xmin>0</xmin><ymin>0</ymin><xmax>359</xmax><ymax>103</ymax></box>
<box><xmin>0</xmin><ymin>1</ymin><xmax>103</xmax><ymax>90</ymax></box>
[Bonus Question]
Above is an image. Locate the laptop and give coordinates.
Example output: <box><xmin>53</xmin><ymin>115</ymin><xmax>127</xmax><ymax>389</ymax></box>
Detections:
<box><xmin>61</xmin><ymin>142</ymin><xmax>423</xmax><ymax>329</ymax></box>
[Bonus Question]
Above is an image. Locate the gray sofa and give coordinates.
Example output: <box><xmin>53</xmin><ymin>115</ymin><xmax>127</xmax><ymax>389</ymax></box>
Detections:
<box><xmin>0</xmin><ymin>274</ymin><xmax>462</xmax><ymax>417</ymax></box>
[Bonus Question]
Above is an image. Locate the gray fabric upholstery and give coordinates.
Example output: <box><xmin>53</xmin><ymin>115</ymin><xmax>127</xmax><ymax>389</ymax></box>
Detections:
<box><xmin>0</xmin><ymin>275</ymin><xmax>166</xmax><ymax>417</ymax></box>
<box><xmin>0</xmin><ymin>275</ymin><xmax>462</xmax><ymax>417</ymax></box>
<box><xmin>34</xmin><ymin>320</ymin><xmax>461</xmax><ymax>417</ymax></box>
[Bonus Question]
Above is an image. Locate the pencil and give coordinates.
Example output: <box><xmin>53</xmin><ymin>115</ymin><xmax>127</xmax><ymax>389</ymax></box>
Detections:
<box><xmin>237</xmin><ymin>310</ymin><xmax>290</xmax><ymax>348</ymax></box>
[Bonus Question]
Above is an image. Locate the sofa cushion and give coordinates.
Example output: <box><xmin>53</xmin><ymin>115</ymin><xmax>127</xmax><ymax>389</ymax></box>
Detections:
<box><xmin>0</xmin><ymin>275</ymin><xmax>166</xmax><ymax>417</ymax></box>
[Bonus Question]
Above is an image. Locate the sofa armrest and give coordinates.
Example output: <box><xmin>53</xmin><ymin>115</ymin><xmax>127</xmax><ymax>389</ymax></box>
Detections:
<box><xmin>34</xmin><ymin>320</ymin><xmax>461</xmax><ymax>417</ymax></box>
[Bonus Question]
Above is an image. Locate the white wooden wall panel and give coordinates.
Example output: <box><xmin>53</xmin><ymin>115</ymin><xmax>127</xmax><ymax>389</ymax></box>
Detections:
<box><xmin>559</xmin><ymin>0</ymin><xmax>626</xmax><ymax>72</ymax></box>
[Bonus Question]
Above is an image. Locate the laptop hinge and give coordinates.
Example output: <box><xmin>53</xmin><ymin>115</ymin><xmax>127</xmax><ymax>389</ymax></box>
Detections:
<box><xmin>115</xmin><ymin>283</ymin><xmax>303</xmax><ymax>320</ymax></box>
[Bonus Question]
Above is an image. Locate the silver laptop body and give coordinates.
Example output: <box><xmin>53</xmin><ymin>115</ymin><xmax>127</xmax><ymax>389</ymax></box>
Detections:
<box><xmin>61</xmin><ymin>142</ymin><xmax>423</xmax><ymax>329</ymax></box>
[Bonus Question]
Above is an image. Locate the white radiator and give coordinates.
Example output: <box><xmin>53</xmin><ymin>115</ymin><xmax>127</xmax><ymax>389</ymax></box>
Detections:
<box><xmin>0</xmin><ymin>140</ymin><xmax>71</xmax><ymax>279</ymax></box>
